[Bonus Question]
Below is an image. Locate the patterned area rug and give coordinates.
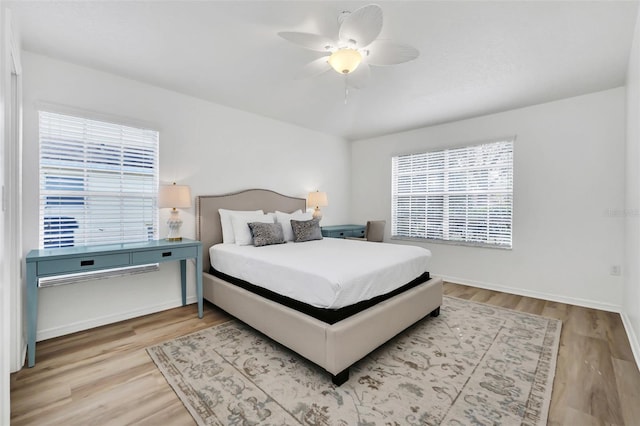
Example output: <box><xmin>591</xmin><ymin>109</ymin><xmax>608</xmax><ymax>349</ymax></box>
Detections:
<box><xmin>147</xmin><ymin>296</ymin><xmax>561</xmax><ymax>425</ymax></box>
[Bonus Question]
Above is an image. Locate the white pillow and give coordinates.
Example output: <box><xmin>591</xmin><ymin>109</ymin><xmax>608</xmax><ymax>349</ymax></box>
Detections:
<box><xmin>275</xmin><ymin>210</ymin><xmax>313</xmax><ymax>242</ymax></box>
<box><xmin>218</xmin><ymin>209</ymin><xmax>263</xmax><ymax>244</ymax></box>
<box><xmin>232</xmin><ymin>213</ymin><xmax>274</xmax><ymax>246</ymax></box>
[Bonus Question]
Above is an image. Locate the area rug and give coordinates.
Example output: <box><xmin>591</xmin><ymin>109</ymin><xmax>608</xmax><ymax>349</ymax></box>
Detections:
<box><xmin>147</xmin><ymin>296</ymin><xmax>561</xmax><ymax>425</ymax></box>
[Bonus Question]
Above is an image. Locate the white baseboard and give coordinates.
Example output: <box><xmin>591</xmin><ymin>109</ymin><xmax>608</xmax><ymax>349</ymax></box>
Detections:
<box><xmin>620</xmin><ymin>312</ymin><xmax>640</xmax><ymax>370</ymax></box>
<box><xmin>438</xmin><ymin>274</ymin><xmax>622</xmax><ymax>313</ymax></box>
<box><xmin>36</xmin><ymin>296</ymin><xmax>198</xmax><ymax>341</ymax></box>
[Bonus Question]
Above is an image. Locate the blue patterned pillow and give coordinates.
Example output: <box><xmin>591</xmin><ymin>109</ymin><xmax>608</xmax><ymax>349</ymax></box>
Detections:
<box><xmin>248</xmin><ymin>222</ymin><xmax>285</xmax><ymax>247</ymax></box>
<box><xmin>290</xmin><ymin>218</ymin><xmax>323</xmax><ymax>243</ymax></box>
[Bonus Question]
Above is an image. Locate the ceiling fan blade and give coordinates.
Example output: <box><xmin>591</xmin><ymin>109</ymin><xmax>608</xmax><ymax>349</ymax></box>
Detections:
<box><xmin>278</xmin><ymin>32</ymin><xmax>335</xmax><ymax>52</ymax></box>
<box><xmin>338</xmin><ymin>4</ymin><xmax>383</xmax><ymax>48</ymax></box>
<box><xmin>347</xmin><ymin>63</ymin><xmax>371</xmax><ymax>89</ymax></box>
<box><xmin>296</xmin><ymin>56</ymin><xmax>331</xmax><ymax>79</ymax></box>
<box><xmin>365</xmin><ymin>40</ymin><xmax>420</xmax><ymax>66</ymax></box>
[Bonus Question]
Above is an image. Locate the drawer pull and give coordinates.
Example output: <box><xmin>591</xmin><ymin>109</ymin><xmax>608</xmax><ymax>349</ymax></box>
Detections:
<box><xmin>162</xmin><ymin>251</ymin><xmax>172</xmax><ymax>257</ymax></box>
<box><xmin>339</xmin><ymin>232</ymin><xmax>344</xmax><ymax>236</ymax></box>
<box><xmin>80</xmin><ymin>260</ymin><xmax>94</xmax><ymax>267</ymax></box>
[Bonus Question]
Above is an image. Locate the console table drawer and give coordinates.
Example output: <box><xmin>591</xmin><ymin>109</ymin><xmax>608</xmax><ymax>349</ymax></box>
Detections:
<box><xmin>132</xmin><ymin>246</ymin><xmax>198</xmax><ymax>264</ymax></box>
<box><xmin>37</xmin><ymin>253</ymin><xmax>131</xmax><ymax>276</ymax></box>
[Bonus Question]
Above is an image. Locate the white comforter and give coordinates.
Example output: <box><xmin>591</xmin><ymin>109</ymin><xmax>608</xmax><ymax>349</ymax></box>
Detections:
<box><xmin>210</xmin><ymin>238</ymin><xmax>431</xmax><ymax>309</ymax></box>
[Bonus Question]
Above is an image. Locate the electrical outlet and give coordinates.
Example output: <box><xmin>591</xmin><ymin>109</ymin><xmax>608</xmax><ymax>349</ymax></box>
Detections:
<box><xmin>610</xmin><ymin>265</ymin><xmax>622</xmax><ymax>276</ymax></box>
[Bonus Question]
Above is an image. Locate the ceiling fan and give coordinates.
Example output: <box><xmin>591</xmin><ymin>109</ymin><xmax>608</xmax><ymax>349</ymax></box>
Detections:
<box><xmin>278</xmin><ymin>4</ymin><xmax>419</xmax><ymax>90</ymax></box>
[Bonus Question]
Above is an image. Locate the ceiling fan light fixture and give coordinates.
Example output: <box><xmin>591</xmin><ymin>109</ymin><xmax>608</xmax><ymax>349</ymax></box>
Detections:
<box><xmin>328</xmin><ymin>48</ymin><xmax>362</xmax><ymax>74</ymax></box>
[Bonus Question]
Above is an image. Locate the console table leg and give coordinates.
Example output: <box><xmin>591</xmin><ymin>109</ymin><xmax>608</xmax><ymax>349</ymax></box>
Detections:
<box><xmin>180</xmin><ymin>259</ymin><xmax>187</xmax><ymax>306</ymax></box>
<box><xmin>196</xmin><ymin>253</ymin><xmax>203</xmax><ymax>318</ymax></box>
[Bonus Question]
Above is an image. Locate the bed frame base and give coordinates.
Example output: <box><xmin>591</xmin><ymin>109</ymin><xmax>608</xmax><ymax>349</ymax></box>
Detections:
<box><xmin>203</xmin><ymin>271</ymin><xmax>443</xmax><ymax>386</ymax></box>
<box><xmin>430</xmin><ymin>306</ymin><xmax>440</xmax><ymax>317</ymax></box>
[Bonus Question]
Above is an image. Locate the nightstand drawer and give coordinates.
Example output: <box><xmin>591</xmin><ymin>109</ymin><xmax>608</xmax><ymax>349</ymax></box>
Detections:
<box><xmin>324</xmin><ymin>230</ymin><xmax>350</xmax><ymax>238</ymax></box>
<box><xmin>132</xmin><ymin>246</ymin><xmax>198</xmax><ymax>264</ymax></box>
<box><xmin>350</xmin><ymin>228</ymin><xmax>366</xmax><ymax>238</ymax></box>
<box><xmin>321</xmin><ymin>225</ymin><xmax>367</xmax><ymax>238</ymax></box>
<box><xmin>37</xmin><ymin>253</ymin><xmax>131</xmax><ymax>276</ymax></box>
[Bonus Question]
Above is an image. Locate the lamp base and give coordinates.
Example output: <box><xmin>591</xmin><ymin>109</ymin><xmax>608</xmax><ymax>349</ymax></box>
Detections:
<box><xmin>166</xmin><ymin>209</ymin><xmax>183</xmax><ymax>241</ymax></box>
<box><xmin>312</xmin><ymin>207</ymin><xmax>323</xmax><ymax>220</ymax></box>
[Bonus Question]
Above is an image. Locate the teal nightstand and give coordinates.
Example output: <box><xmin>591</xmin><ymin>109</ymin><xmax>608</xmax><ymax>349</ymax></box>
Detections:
<box><xmin>321</xmin><ymin>224</ymin><xmax>366</xmax><ymax>238</ymax></box>
<box><xmin>25</xmin><ymin>238</ymin><xmax>203</xmax><ymax>367</ymax></box>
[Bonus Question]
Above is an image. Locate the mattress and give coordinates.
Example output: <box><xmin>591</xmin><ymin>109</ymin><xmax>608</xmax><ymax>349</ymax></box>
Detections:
<box><xmin>210</xmin><ymin>238</ymin><xmax>431</xmax><ymax>309</ymax></box>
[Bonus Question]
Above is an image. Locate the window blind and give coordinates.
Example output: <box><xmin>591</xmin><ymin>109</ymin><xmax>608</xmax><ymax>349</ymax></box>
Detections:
<box><xmin>39</xmin><ymin>111</ymin><xmax>159</xmax><ymax>249</ymax></box>
<box><xmin>392</xmin><ymin>139</ymin><xmax>513</xmax><ymax>248</ymax></box>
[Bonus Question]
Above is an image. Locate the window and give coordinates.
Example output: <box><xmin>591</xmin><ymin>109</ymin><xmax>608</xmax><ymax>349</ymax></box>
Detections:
<box><xmin>391</xmin><ymin>139</ymin><xmax>513</xmax><ymax>248</ymax></box>
<box><xmin>39</xmin><ymin>110</ymin><xmax>159</xmax><ymax>249</ymax></box>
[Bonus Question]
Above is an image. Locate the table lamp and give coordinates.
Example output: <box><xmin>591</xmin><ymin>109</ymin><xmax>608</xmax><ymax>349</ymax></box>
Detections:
<box><xmin>308</xmin><ymin>190</ymin><xmax>328</xmax><ymax>220</ymax></box>
<box><xmin>159</xmin><ymin>183</ymin><xmax>192</xmax><ymax>241</ymax></box>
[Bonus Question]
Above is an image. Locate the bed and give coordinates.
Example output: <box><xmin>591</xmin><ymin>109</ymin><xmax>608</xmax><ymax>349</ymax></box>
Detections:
<box><xmin>196</xmin><ymin>189</ymin><xmax>443</xmax><ymax>385</ymax></box>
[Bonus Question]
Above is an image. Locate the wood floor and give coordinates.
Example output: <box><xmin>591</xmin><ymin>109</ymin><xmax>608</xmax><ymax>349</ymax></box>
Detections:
<box><xmin>10</xmin><ymin>282</ymin><xmax>640</xmax><ymax>425</ymax></box>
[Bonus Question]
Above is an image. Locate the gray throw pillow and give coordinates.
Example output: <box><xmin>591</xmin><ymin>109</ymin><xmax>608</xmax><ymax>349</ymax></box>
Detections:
<box><xmin>248</xmin><ymin>222</ymin><xmax>285</xmax><ymax>247</ymax></box>
<box><xmin>290</xmin><ymin>218</ymin><xmax>323</xmax><ymax>243</ymax></box>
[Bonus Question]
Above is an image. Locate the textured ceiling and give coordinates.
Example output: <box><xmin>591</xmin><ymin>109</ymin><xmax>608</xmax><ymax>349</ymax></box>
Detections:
<box><xmin>7</xmin><ymin>1</ymin><xmax>639</xmax><ymax>140</ymax></box>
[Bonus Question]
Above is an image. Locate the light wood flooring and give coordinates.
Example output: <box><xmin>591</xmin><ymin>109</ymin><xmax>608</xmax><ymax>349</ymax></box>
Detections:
<box><xmin>10</xmin><ymin>282</ymin><xmax>640</xmax><ymax>425</ymax></box>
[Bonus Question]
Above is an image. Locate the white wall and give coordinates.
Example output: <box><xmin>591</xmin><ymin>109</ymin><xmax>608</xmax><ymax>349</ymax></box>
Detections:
<box><xmin>624</xmin><ymin>7</ymin><xmax>640</xmax><ymax>365</ymax></box>
<box><xmin>351</xmin><ymin>88</ymin><xmax>626</xmax><ymax>311</ymax></box>
<box><xmin>20</xmin><ymin>52</ymin><xmax>350</xmax><ymax>349</ymax></box>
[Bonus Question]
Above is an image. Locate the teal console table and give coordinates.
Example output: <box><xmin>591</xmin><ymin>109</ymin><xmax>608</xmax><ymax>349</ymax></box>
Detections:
<box><xmin>25</xmin><ymin>238</ymin><xmax>203</xmax><ymax>367</ymax></box>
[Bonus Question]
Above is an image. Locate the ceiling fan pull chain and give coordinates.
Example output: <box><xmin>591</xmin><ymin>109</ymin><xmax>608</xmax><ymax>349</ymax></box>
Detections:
<box><xmin>344</xmin><ymin>76</ymin><xmax>349</xmax><ymax>104</ymax></box>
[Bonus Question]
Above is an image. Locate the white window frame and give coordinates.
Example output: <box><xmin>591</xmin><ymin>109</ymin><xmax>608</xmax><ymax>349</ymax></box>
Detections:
<box><xmin>38</xmin><ymin>109</ymin><xmax>160</xmax><ymax>281</ymax></box>
<box><xmin>391</xmin><ymin>138</ymin><xmax>514</xmax><ymax>249</ymax></box>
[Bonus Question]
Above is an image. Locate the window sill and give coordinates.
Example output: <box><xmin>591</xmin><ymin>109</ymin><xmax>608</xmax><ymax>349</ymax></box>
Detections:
<box><xmin>390</xmin><ymin>236</ymin><xmax>512</xmax><ymax>250</ymax></box>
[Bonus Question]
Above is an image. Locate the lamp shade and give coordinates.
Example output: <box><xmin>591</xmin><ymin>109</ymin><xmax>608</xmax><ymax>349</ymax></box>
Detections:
<box><xmin>308</xmin><ymin>191</ymin><xmax>328</xmax><ymax>207</ymax></box>
<box><xmin>159</xmin><ymin>183</ymin><xmax>192</xmax><ymax>209</ymax></box>
<box><xmin>328</xmin><ymin>48</ymin><xmax>362</xmax><ymax>74</ymax></box>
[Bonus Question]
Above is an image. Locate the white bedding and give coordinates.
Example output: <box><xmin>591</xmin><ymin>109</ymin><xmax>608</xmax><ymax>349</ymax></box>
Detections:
<box><xmin>210</xmin><ymin>238</ymin><xmax>431</xmax><ymax>309</ymax></box>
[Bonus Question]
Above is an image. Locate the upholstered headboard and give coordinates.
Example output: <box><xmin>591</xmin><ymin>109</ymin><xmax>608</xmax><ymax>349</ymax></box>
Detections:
<box><xmin>196</xmin><ymin>189</ymin><xmax>306</xmax><ymax>272</ymax></box>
